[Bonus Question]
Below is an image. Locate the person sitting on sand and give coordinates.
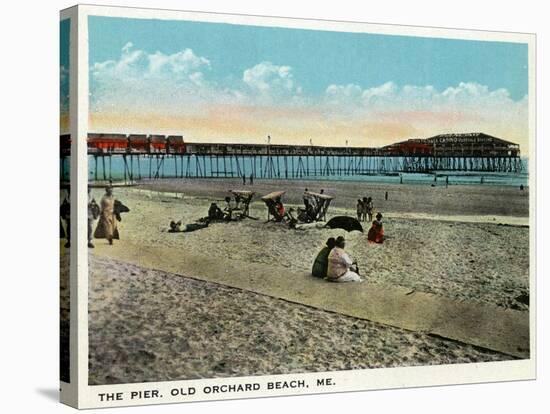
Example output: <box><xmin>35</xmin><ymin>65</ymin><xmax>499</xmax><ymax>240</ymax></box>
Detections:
<box><xmin>327</xmin><ymin>236</ymin><xmax>362</xmax><ymax>282</ymax></box>
<box><xmin>235</xmin><ymin>194</ymin><xmax>242</xmax><ymax>210</ymax></box>
<box><xmin>312</xmin><ymin>237</ymin><xmax>336</xmax><ymax>278</ymax></box>
<box><xmin>224</xmin><ymin>196</ymin><xmax>236</xmax><ymax>220</ymax></box>
<box><xmin>367</xmin><ymin>212</ymin><xmax>385</xmax><ymax>244</ymax></box>
<box><xmin>356</xmin><ymin>199</ymin><xmax>363</xmax><ymax>221</ymax></box>
<box><xmin>275</xmin><ymin>196</ymin><xmax>285</xmax><ymax>218</ymax></box>
<box><xmin>300</xmin><ymin>198</ymin><xmax>316</xmax><ymax>223</ymax></box>
<box><xmin>208</xmin><ymin>202</ymin><xmax>225</xmax><ymax>221</ymax></box>
<box><xmin>285</xmin><ymin>208</ymin><xmax>298</xmax><ymax>229</ymax></box>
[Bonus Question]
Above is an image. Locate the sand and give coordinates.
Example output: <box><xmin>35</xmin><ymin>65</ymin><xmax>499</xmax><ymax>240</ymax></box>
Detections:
<box><xmin>90</xmin><ymin>182</ymin><xmax>529</xmax><ymax>311</ymax></box>
<box><xmin>87</xmin><ymin>179</ymin><xmax>529</xmax><ymax>384</ymax></box>
<box><xmin>88</xmin><ymin>255</ymin><xmax>512</xmax><ymax>385</ymax></box>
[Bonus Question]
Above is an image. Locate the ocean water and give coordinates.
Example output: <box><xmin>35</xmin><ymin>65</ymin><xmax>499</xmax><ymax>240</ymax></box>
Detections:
<box><xmin>71</xmin><ymin>155</ymin><xmax>529</xmax><ymax>187</ymax></box>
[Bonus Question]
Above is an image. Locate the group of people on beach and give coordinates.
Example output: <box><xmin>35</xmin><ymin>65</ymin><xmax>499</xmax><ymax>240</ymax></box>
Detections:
<box><xmin>60</xmin><ymin>185</ymin><xmax>129</xmax><ymax>248</ymax></box>
<box><xmin>312</xmin><ymin>236</ymin><xmax>362</xmax><ymax>282</ymax></box>
<box><xmin>209</xmin><ymin>195</ymin><xmax>248</xmax><ymax>221</ymax></box>
<box><xmin>356</xmin><ymin>196</ymin><xmax>374</xmax><ymax>222</ymax></box>
<box><xmin>170</xmin><ymin>192</ymin><xmax>255</xmax><ymax>233</ymax></box>
<box><xmin>311</xmin><ymin>214</ymin><xmax>384</xmax><ymax>283</ymax></box>
<box><xmin>357</xmin><ymin>195</ymin><xmax>385</xmax><ymax>243</ymax></box>
<box><xmin>310</xmin><ymin>194</ymin><xmax>385</xmax><ymax>282</ymax></box>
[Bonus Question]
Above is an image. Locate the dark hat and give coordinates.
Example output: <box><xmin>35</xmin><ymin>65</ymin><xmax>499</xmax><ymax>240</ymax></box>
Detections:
<box><xmin>376</xmin><ymin>212</ymin><xmax>383</xmax><ymax>219</ymax></box>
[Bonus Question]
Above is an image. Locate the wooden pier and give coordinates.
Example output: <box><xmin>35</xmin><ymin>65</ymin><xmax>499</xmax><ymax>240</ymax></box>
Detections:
<box><xmin>60</xmin><ymin>132</ymin><xmax>523</xmax><ymax>182</ymax></box>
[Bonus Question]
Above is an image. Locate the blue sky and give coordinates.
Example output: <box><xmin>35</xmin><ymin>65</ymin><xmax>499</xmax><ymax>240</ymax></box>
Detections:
<box><xmin>89</xmin><ymin>16</ymin><xmax>527</xmax><ymax>100</ymax></box>
<box><xmin>86</xmin><ymin>15</ymin><xmax>529</xmax><ymax>150</ymax></box>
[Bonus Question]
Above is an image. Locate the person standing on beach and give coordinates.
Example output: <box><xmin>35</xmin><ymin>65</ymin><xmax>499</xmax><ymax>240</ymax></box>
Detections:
<box><xmin>94</xmin><ymin>186</ymin><xmax>119</xmax><ymax>245</ymax></box>
<box><xmin>60</xmin><ymin>191</ymin><xmax>70</xmax><ymax>248</ymax></box>
<box><xmin>87</xmin><ymin>188</ymin><xmax>100</xmax><ymax>248</ymax></box>
<box><xmin>361</xmin><ymin>197</ymin><xmax>369</xmax><ymax>222</ymax></box>
<box><xmin>249</xmin><ymin>173</ymin><xmax>254</xmax><ymax>185</ymax></box>
<box><xmin>356</xmin><ymin>199</ymin><xmax>363</xmax><ymax>221</ymax></box>
<box><xmin>242</xmin><ymin>175</ymin><xmax>246</xmax><ymax>186</ymax></box>
<box><xmin>365</xmin><ymin>197</ymin><xmax>374</xmax><ymax>222</ymax></box>
<box><xmin>327</xmin><ymin>236</ymin><xmax>362</xmax><ymax>282</ymax></box>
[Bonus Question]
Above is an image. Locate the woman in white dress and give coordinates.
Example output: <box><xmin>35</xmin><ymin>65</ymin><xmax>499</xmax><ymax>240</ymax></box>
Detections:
<box><xmin>326</xmin><ymin>236</ymin><xmax>362</xmax><ymax>282</ymax></box>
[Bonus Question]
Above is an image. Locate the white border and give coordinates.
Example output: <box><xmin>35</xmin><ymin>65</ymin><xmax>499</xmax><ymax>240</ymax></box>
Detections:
<box><xmin>68</xmin><ymin>4</ymin><xmax>536</xmax><ymax>409</ymax></box>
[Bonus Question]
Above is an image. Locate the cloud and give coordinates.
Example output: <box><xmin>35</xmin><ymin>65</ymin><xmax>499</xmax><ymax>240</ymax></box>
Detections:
<box><xmin>91</xmin><ymin>46</ymin><xmax>306</xmax><ymax>113</ymax></box>
<box><xmin>325</xmin><ymin>83</ymin><xmax>363</xmax><ymax>105</ymax></box>
<box><xmin>320</xmin><ymin>80</ymin><xmax>528</xmax><ymax>149</ymax></box>
<box><xmin>242</xmin><ymin>61</ymin><xmax>302</xmax><ymax>101</ymax></box>
<box><xmin>90</xmin><ymin>43</ymin><xmax>215</xmax><ymax>114</ymax></box>
<box><xmin>324</xmin><ymin>80</ymin><xmax>526</xmax><ymax>115</ymax></box>
<box><xmin>89</xmin><ymin>44</ymin><xmax>528</xmax><ymax>149</ymax></box>
<box><xmin>91</xmin><ymin>42</ymin><xmax>210</xmax><ymax>82</ymax></box>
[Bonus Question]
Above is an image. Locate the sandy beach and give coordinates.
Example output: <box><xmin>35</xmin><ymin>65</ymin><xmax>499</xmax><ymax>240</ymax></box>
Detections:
<box><xmin>87</xmin><ymin>178</ymin><xmax>529</xmax><ymax>384</ymax></box>
<box><xmin>89</xmin><ymin>255</ymin><xmax>511</xmax><ymax>385</ymax></box>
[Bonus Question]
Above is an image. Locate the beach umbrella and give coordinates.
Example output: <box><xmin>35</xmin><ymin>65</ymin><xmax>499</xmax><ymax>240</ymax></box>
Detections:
<box><xmin>325</xmin><ymin>216</ymin><xmax>363</xmax><ymax>233</ymax></box>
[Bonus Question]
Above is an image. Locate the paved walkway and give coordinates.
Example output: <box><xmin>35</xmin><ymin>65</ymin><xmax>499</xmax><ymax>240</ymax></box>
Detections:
<box><xmin>91</xmin><ymin>241</ymin><xmax>530</xmax><ymax>359</ymax></box>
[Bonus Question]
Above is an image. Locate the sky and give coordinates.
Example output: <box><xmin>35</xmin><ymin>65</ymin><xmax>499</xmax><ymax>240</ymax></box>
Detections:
<box><xmin>60</xmin><ymin>18</ymin><xmax>70</xmax><ymax>132</ymax></box>
<box><xmin>87</xmin><ymin>15</ymin><xmax>529</xmax><ymax>152</ymax></box>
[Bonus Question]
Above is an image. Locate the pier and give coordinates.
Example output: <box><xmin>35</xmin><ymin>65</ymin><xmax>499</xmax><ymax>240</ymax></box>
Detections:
<box><xmin>60</xmin><ymin>132</ymin><xmax>523</xmax><ymax>182</ymax></box>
